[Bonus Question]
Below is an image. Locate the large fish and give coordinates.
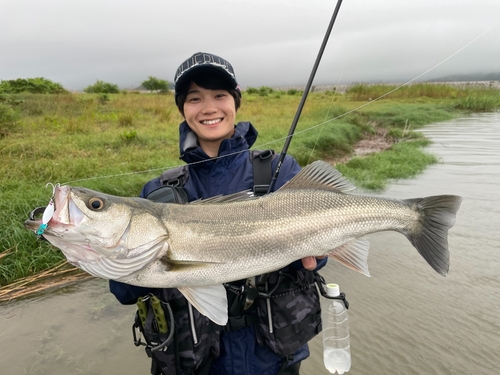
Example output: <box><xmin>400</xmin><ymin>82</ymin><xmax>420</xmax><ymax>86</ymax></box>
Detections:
<box><xmin>24</xmin><ymin>161</ymin><xmax>462</xmax><ymax>325</ymax></box>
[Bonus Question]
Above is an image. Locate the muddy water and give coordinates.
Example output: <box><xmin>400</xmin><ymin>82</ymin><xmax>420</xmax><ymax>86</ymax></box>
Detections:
<box><xmin>303</xmin><ymin>112</ymin><xmax>500</xmax><ymax>375</ymax></box>
<box><xmin>1</xmin><ymin>113</ymin><xmax>499</xmax><ymax>375</ymax></box>
<box><xmin>0</xmin><ymin>280</ymin><xmax>149</xmax><ymax>374</ymax></box>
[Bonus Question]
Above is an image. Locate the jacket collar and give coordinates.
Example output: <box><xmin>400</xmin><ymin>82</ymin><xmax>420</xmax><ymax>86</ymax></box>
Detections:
<box><xmin>179</xmin><ymin>121</ymin><xmax>258</xmax><ymax>165</ymax></box>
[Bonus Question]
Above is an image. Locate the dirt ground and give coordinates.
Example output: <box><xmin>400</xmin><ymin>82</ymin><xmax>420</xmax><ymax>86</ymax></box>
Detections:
<box><xmin>329</xmin><ymin>128</ymin><xmax>394</xmax><ymax>165</ymax></box>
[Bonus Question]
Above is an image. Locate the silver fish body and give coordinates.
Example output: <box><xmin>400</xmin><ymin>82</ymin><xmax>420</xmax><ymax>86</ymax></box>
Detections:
<box><xmin>24</xmin><ymin>161</ymin><xmax>462</xmax><ymax>324</ymax></box>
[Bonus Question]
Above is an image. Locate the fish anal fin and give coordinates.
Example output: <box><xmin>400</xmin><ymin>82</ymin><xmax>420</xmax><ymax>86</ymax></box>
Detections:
<box><xmin>281</xmin><ymin>160</ymin><xmax>356</xmax><ymax>192</ymax></box>
<box><xmin>178</xmin><ymin>285</ymin><xmax>228</xmax><ymax>326</ymax></box>
<box><xmin>327</xmin><ymin>237</ymin><xmax>371</xmax><ymax>277</ymax></box>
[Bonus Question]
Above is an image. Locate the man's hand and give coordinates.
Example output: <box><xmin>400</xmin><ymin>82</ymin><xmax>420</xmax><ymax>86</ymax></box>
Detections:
<box><xmin>301</xmin><ymin>256</ymin><xmax>325</xmax><ymax>270</ymax></box>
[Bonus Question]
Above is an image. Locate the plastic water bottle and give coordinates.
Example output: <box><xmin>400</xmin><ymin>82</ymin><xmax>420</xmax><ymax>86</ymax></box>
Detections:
<box><xmin>322</xmin><ymin>283</ymin><xmax>351</xmax><ymax>374</ymax></box>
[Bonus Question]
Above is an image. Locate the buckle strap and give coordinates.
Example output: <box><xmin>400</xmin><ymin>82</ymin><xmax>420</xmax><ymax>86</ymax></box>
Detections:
<box><xmin>251</xmin><ymin>149</ymin><xmax>276</xmax><ymax>196</ymax></box>
<box><xmin>223</xmin><ymin>314</ymin><xmax>259</xmax><ymax>331</ymax></box>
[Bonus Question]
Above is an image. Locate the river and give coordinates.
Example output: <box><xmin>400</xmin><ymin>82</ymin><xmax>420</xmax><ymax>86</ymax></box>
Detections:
<box><xmin>1</xmin><ymin>113</ymin><xmax>499</xmax><ymax>375</ymax></box>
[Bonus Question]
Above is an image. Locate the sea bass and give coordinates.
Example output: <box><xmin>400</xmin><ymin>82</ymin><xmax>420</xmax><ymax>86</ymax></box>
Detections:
<box><xmin>24</xmin><ymin>161</ymin><xmax>462</xmax><ymax>325</ymax></box>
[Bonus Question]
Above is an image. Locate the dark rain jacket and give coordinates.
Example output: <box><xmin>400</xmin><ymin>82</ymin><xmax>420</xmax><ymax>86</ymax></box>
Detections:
<box><xmin>110</xmin><ymin>121</ymin><xmax>326</xmax><ymax>375</ymax></box>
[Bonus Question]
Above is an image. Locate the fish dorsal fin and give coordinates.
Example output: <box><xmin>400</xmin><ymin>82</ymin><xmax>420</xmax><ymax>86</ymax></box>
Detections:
<box><xmin>178</xmin><ymin>285</ymin><xmax>228</xmax><ymax>325</ymax></box>
<box><xmin>280</xmin><ymin>160</ymin><xmax>356</xmax><ymax>192</ymax></box>
<box><xmin>189</xmin><ymin>190</ymin><xmax>257</xmax><ymax>205</ymax></box>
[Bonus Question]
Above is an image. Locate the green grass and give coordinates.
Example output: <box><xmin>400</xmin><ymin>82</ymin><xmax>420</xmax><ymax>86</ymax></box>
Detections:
<box><xmin>1</xmin><ymin>83</ymin><xmax>499</xmax><ymax>285</ymax></box>
<box><xmin>453</xmin><ymin>88</ymin><xmax>500</xmax><ymax>111</ymax></box>
<box><xmin>337</xmin><ymin>139</ymin><xmax>437</xmax><ymax>190</ymax></box>
<box><xmin>346</xmin><ymin>82</ymin><xmax>466</xmax><ymax>100</ymax></box>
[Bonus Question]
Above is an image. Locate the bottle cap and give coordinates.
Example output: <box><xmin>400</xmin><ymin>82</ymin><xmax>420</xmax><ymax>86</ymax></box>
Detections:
<box><xmin>326</xmin><ymin>283</ymin><xmax>340</xmax><ymax>297</ymax></box>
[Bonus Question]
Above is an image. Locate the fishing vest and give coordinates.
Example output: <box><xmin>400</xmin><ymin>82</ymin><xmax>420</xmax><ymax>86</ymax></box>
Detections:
<box><xmin>134</xmin><ymin>150</ymin><xmax>323</xmax><ymax>375</ymax></box>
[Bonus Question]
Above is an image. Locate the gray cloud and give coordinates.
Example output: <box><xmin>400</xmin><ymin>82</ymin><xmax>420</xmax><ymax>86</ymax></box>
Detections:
<box><xmin>1</xmin><ymin>0</ymin><xmax>499</xmax><ymax>90</ymax></box>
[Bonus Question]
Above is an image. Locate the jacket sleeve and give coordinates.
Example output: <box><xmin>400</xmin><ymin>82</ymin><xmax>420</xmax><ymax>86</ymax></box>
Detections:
<box><xmin>109</xmin><ymin>280</ymin><xmax>155</xmax><ymax>305</ymax></box>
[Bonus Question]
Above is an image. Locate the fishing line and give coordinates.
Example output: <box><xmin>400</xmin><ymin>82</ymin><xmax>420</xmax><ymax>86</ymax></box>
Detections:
<box><xmin>306</xmin><ymin>60</ymin><xmax>347</xmax><ymax>166</ymax></box>
<box><xmin>61</xmin><ymin>15</ymin><xmax>500</xmax><ymax>187</ymax></box>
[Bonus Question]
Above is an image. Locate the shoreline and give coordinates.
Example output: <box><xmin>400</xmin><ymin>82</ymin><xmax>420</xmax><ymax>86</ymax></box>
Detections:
<box><xmin>269</xmin><ymin>80</ymin><xmax>500</xmax><ymax>94</ymax></box>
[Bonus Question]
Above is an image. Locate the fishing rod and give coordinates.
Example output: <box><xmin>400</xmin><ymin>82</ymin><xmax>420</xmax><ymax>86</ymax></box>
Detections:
<box><xmin>267</xmin><ymin>0</ymin><xmax>343</xmax><ymax>194</ymax></box>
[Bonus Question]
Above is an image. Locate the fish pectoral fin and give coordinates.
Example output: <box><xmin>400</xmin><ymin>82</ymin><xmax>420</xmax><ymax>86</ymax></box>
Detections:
<box><xmin>280</xmin><ymin>160</ymin><xmax>356</xmax><ymax>192</ymax></box>
<box><xmin>327</xmin><ymin>237</ymin><xmax>371</xmax><ymax>277</ymax></box>
<box><xmin>159</xmin><ymin>257</ymin><xmax>222</xmax><ymax>270</ymax></box>
<box><xmin>178</xmin><ymin>285</ymin><xmax>228</xmax><ymax>326</ymax></box>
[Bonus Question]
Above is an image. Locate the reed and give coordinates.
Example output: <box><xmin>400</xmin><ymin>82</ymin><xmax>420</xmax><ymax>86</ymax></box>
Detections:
<box><xmin>453</xmin><ymin>88</ymin><xmax>500</xmax><ymax>111</ymax></box>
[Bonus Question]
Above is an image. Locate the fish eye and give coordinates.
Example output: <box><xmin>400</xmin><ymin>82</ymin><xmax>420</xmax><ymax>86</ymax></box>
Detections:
<box><xmin>88</xmin><ymin>197</ymin><xmax>105</xmax><ymax>210</ymax></box>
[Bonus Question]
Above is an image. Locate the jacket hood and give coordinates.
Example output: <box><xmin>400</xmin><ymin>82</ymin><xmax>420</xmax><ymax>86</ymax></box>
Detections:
<box><xmin>178</xmin><ymin>121</ymin><xmax>258</xmax><ymax>165</ymax></box>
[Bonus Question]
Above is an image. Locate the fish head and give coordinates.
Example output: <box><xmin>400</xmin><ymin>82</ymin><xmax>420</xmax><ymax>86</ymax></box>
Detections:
<box><xmin>24</xmin><ymin>185</ymin><xmax>169</xmax><ymax>280</ymax></box>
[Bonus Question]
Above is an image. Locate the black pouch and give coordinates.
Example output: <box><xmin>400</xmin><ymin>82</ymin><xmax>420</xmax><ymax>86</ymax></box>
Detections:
<box><xmin>145</xmin><ymin>164</ymin><xmax>190</xmax><ymax>204</ymax></box>
<box><xmin>138</xmin><ymin>289</ymin><xmax>221</xmax><ymax>374</ymax></box>
<box><xmin>254</xmin><ymin>269</ymin><xmax>322</xmax><ymax>356</ymax></box>
<box><xmin>146</xmin><ymin>185</ymin><xmax>189</xmax><ymax>204</ymax></box>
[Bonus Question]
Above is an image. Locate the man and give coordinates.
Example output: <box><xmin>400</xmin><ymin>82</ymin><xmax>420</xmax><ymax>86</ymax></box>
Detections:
<box><xmin>110</xmin><ymin>52</ymin><xmax>326</xmax><ymax>375</ymax></box>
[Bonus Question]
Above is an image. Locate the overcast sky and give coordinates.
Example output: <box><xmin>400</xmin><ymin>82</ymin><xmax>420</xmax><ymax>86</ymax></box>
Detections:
<box><xmin>1</xmin><ymin>0</ymin><xmax>499</xmax><ymax>91</ymax></box>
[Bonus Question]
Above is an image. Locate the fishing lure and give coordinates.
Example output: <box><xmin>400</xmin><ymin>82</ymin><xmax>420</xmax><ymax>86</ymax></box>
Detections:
<box><xmin>36</xmin><ymin>183</ymin><xmax>60</xmax><ymax>236</ymax></box>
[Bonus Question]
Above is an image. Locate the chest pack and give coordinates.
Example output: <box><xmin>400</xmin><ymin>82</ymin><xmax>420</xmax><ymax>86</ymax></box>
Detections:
<box><xmin>145</xmin><ymin>149</ymin><xmax>277</xmax><ymax>203</ymax></box>
<box><xmin>135</xmin><ymin>150</ymin><xmax>324</xmax><ymax>375</ymax></box>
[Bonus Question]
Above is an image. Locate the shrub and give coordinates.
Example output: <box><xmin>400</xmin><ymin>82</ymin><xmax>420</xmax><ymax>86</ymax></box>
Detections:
<box><xmin>120</xmin><ymin>129</ymin><xmax>138</xmax><ymax>143</ymax></box>
<box><xmin>245</xmin><ymin>87</ymin><xmax>259</xmax><ymax>95</ymax></box>
<box><xmin>84</xmin><ymin>80</ymin><xmax>120</xmax><ymax>94</ymax></box>
<box><xmin>0</xmin><ymin>77</ymin><xmax>66</xmax><ymax>94</ymax></box>
<box><xmin>244</xmin><ymin>86</ymin><xmax>275</xmax><ymax>96</ymax></box>
<box><xmin>141</xmin><ymin>76</ymin><xmax>170</xmax><ymax>92</ymax></box>
<box><xmin>258</xmin><ymin>86</ymin><xmax>274</xmax><ymax>96</ymax></box>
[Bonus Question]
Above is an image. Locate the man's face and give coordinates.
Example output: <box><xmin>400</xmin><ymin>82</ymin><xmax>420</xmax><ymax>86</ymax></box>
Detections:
<box><xmin>183</xmin><ymin>82</ymin><xmax>236</xmax><ymax>156</ymax></box>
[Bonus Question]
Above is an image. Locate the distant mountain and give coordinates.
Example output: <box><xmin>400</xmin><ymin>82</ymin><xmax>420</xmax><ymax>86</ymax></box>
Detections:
<box><xmin>427</xmin><ymin>72</ymin><xmax>500</xmax><ymax>82</ymax></box>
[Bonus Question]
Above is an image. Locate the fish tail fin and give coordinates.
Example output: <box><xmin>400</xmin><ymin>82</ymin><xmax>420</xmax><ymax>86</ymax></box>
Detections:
<box><xmin>404</xmin><ymin>195</ymin><xmax>462</xmax><ymax>276</ymax></box>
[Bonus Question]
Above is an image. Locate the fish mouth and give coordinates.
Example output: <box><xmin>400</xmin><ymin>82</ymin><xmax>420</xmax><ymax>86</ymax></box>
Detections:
<box><xmin>24</xmin><ymin>185</ymin><xmax>84</xmax><ymax>235</ymax></box>
<box><xmin>24</xmin><ymin>216</ymin><xmax>42</xmax><ymax>232</ymax></box>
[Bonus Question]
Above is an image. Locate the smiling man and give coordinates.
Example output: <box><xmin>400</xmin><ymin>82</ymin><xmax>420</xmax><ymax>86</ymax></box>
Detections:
<box><xmin>180</xmin><ymin>82</ymin><xmax>237</xmax><ymax>157</ymax></box>
<box><xmin>110</xmin><ymin>52</ymin><xmax>326</xmax><ymax>375</ymax></box>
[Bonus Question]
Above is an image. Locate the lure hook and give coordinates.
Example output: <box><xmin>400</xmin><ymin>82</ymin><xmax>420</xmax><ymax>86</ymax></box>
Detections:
<box><xmin>35</xmin><ymin>183</ymin><xmax>60</xmax><ymax>236</ymax></box>
<box><xmin>45</xmin><ymin>182</ymin><xmax>60</xmax><ymax>198</ymax></box>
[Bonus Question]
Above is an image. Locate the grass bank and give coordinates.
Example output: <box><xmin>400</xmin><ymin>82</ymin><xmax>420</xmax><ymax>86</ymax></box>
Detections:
<box><xmin>0</xmin><ymin>83</ymin><xmax>499</xmax><ymax>288</ymax></box>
